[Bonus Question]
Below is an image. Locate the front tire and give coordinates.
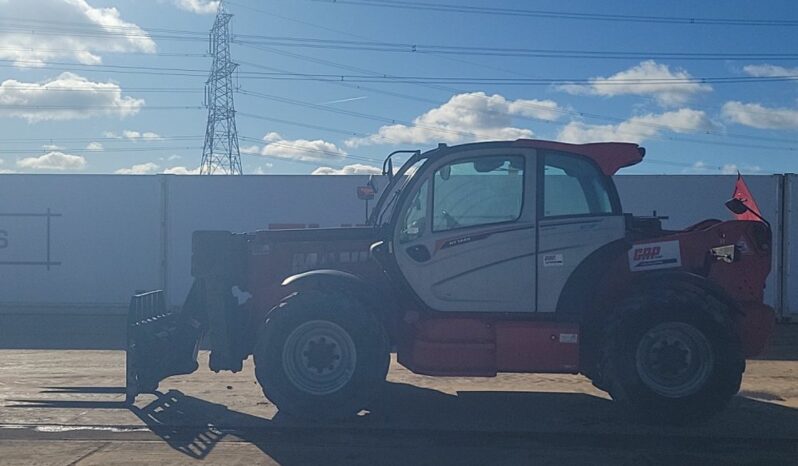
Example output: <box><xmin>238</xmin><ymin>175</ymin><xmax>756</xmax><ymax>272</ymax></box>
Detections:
<box><xmin>601</xmin><ymin>283</ymin><xmax>744</xmax><ymax>424</ymax></box>
<box><xmin>254</xmin><ymin>291</ymin><xmax>389</xmax><ymax>420</ymax></box>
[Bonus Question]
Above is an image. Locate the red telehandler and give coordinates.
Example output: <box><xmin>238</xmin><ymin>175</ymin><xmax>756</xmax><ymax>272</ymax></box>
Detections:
<box><xmin>126</xmin><ymin>139</ymin><xmax>774</xmax><ymax>423</ymax></box>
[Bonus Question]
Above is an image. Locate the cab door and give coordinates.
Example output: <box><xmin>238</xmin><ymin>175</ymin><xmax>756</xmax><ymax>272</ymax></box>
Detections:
<box><xmin>536</xmin><ymin>151</ymin><xmax>627</xmax><ymax>313</ymax></box>
<box><xmin>393</xmin><ymin>150</ymin><xmax>536</xmax><ymax>313</ymax></box>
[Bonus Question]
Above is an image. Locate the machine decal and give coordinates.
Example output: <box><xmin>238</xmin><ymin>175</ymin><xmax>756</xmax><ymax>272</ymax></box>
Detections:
<box><xmin>435</xmin><ymin>224</ymin><xmax>533</xmax><ymax>252</ymax></box>
<box><xmin>559</xmin><ymin>333</ymin><xmax>578</xmax><ymax>344</ymax></box>
<box><xmin>440</xmin><ymin>234</ymin><xmax>478</xmax><ymax>250</ymax></box>
<box><xmin>543</xmin><ymin>254</ymin><xmax>564</xmax><ymax>267</ymax></box>
<box><xmin>291</xmin><ymin>250</ymin><xmax>370</xmax><ymax>274</ymax></box>
<box><xmin>628</xmin><ymin>240</ymin><xmax>682</xmax><ymax>271</ymax></box>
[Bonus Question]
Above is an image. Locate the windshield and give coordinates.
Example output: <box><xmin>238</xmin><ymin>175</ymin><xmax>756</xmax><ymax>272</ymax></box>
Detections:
<box><xmin>371</xmin><ymin>155</ymin><xmax>428</xmax><ymax>226</ymax></box>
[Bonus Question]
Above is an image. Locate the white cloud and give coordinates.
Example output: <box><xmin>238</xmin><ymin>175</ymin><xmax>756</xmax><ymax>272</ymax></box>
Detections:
<box><xmin>743</xmin><ymin>64</ymin><xmax>798</xmax><ymax>78</ymax></box>
<box><xmin>243</xmin><ymin>132</ymin><xmax>348</xmax><ymax>162</ymax></box>
<box><xmin>721</xmin><ymin>101</ymin><xmax>798</xmax><ymax>130</ymax></box>
<box><xmin>163</xmin><ymin>165</ymin><xmax>201</xmax><ymax>175</ymax></box>
<box><xmin>42</xmin><ymin>144</ymin><xmax>64</xmax><ymax>151</ymax></box>
<box><xmin>312</xmin><ymin>163</ymin><xmax>382</xmax><ymax>175</ymax></box>
<box><xmin>86</xmin><ymin>142</ymin><xmax>104</xmax><ymax>151</ymax></box>
<box><xmin>122</xmin><ymin>130</ymin><xmax>162</xmax><ymax>141</ymax></box>
<box><xmin>173</xmin><ymin>0</ymin><xmax>219</xmax><ymax>14</ymax></box>
<box><xmin>686</xmin><ymin>160</ymin><xmax>763</xmax><ymax>175</ymax></box>
<box><xmin>687</xmin><ymin>161</ymin><xmax>709</xmax><ymax>173</ymax></box>
<box><xmin>104</xmin><ymin>130</ymin><xmax>161</xmax><ymax>141</ymax></box>
<box><xmin>721</xmin><ymin>164</ymin><xmax>739</xmax><ymax>175</ymax></box>
<box><xmin>115</xmin><ymin>162</ymin><xmax>159</xmax><ymax>174</ymax></box>
<box><xmin>557</xmin><ymin>60</ymin><xmax>712</xmax><ymax>107</ymax></box>
<box><xmin>0</xmin><ymin>73</ymin><xmax>144</xmax><ymax>122</ymax></box>
<box><xmin>347</xmin><ymin>92</ymin><xmax>561</xmax><ymax>147</ymax></box>
<box><xmin>17</xmin><ymin>151</ymin><xmax>87</xmax><ymax>171</ymax></box>
<box><xmin>558</xmin><ymin>108</ymin><xmax>713</xmax><ymax>144</ymax></box>
<box><xmin>0</xmin><ymin>0</ymin><xmax>155</xmax><ymax>67</ymax></box>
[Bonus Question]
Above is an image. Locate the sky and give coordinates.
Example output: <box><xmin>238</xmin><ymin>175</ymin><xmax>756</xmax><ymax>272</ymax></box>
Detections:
<box><xmin>0</xmin><ymin>0</ymin><xmax>796</xmax><ymax>176</ymax></box>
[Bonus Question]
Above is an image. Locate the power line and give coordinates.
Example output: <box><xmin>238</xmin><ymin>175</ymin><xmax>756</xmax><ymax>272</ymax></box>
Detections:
<box><xmin>0</xmin><ymin>16</ymin><xmax>208</xmax><ymax>37</ymax></box>
<box><xmin>238</xmin><ymin>112</ymin><xmax>374</xmax><ymax>139</ymax></box>
<box><xmin>238</xmin><ymin>136</ymin><xmax>383</xmax><ymax>167</ymax></box>
<box><xmin>0</xmin><ymin>18</ymin><xmax>207</xmax><ymax>43</ymax></box>
<box><xmin>241</xmin><ymin>137</ymin><xmax>378</xmax><ymax>162</ymax></box>
<box><xmin>225</xmin><ymin>2</ymin><xmax>798</xmax><ymax>149</ymax></box>
<box><xmin>237</xmin><ymin>88</ymin><xmax>474</xmax><ymax>139</ymax></box>
<box><xmin>233</xmin><ymin>42</ymin><xmax>796</xmax><ymax>152</ymax></box>
<box><xmin>235</xmin><ymin>70</ymin><xmax>798</xmax><ymax>86</ymax></box>
<box><xmin>0</xmin><ymin>85</ymin><xmax>201</xmax><ymax>94</ymax></box>
<box><xmin>0</xmin><ymin>135</ymin><xmax>202</xmax><ymax>143</ymax></box>
<box><xmin>303</xmin><ymin>0</ymin><xmax>798</xmax><ymax>27</ymax></box>
<box><xmin>228</xmin><ymin>0</ymin><xmax>550</xmax><ymax>85</ymax></box>
<box><xmin>232</xmin><ymin>36</ymin><xmax>798</xmax><ymax>61</ymax></box>
<box><xmin>235</xmin><ymin>50</ymin><xmax>798</xmax><ymax>147</ymax></box>
<box><xmin>0</xmin><ymin>58</ymin><xmax>210</xmax><ymax>76</ymax></box>
<box><xmin>1</xmin><ymin>146</ymin><xmax>204</xmax><ymax>154</ymax></box>
<box><xmin>0</xmin><ymin>46</ymin><xmax>206</xmax><ymax>59</ymax></box>
<box><xmin>3</xmin><ymin>16</ymin><xmax>794</xmax><ymax>62</ymax></box>
<box><xmin>2</xmin><ymin>55</ymin><xmax>795</xmax><ymax>87</ymax></box>
<box><xmin>0</xmin><ymin>104</ymin><xmax>204</xmax><ymax>110</ymax></box>
<box><xmin>236</xmin><ymin>88</ymin><xmax>797</xmax><ymax>153</ymax></box>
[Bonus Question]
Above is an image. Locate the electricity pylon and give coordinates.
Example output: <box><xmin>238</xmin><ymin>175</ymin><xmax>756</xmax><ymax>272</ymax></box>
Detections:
<box><xmin>200</xmin><ymin>1</ymin><xmax>242</xmax><ymax>175</ymax></box>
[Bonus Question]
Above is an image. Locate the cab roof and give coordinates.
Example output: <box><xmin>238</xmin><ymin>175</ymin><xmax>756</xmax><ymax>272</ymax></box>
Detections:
<box><xmin>513</xmin><ymin>139</ymin><xmax>645</xmax><ymax>176</ymax></box>
<box><xmin>427</xmin><ymin>139</ymin><xmax>645</xmax><ymax>176</ymax></box>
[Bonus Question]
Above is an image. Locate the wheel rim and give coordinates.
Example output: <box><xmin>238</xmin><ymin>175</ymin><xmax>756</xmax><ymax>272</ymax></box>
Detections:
<box><xmin>635</xmin><ymin>322</ymin><xmax>714</xmax><ymax>398</ymax></box>
<box><xmin>282</xmin><ymin>320</ymin><xmax>357</xmax><ymax>396</ymax></box>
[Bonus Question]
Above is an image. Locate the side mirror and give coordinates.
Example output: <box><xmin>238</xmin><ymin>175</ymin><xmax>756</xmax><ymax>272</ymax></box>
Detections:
<box><xmin>367</xmin><ymin>174</ymin><xmax>379</xmax><ymax>194</ymax></box>
<box><xmin>725</xmin><ymin>198</ymin><xmax>748</xmax><ymax>215</ymax></box>
<box><xmin>384</xmin><ymin>158</ymin><xmax>394</xmax><ymax>181</ymax></box>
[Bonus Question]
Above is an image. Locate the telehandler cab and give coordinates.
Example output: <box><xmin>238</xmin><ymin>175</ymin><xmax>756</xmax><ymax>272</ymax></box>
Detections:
<box><xmin>126</xmin><ymin>139</ymin><xmax>774</xmax><ymax>423</ymax></box>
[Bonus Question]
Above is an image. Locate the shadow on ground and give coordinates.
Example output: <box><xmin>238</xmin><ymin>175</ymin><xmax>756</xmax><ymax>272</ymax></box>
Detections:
<box><xmin>9</xmin><ymin>382</ymin><xmax>798</xmax><ymax>465</ymax></box>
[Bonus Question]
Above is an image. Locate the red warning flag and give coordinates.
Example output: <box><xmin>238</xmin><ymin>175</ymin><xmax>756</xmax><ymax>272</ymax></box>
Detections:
<box><xmin>732</xmin><ymin>172</ymin><xmax>762</xmax><ymax>221</ymax></box>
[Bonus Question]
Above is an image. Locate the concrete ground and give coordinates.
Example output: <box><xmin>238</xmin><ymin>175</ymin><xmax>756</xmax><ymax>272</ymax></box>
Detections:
<box><xmin>0</xmin><ymin>351</ymin><xmax>796</xmax><ymax>465</ymax></box>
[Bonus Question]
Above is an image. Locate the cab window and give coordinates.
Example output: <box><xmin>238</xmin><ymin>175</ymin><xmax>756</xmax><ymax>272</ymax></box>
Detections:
<box><xmin>542</xmin><ymin>152</ymin><xmax>615</xmax><ymax>218</ymax></box>
<box><xmin>432</xmin><ymin>155</ymin><xmax>524</xmax><ymax>232</ymax></box>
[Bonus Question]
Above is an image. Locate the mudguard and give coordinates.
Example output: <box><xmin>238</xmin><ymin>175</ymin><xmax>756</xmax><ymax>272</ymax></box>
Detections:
<box><xmin>280</xmin><ymin>269</ymin><xmax>395</xmax><ymax>320</ymax></box>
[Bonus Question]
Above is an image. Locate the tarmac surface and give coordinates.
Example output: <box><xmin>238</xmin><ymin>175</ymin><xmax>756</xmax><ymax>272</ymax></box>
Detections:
<box><xmin>0</xmin><ymin>350</ymin><xmax>796</xmax><ymax>465</ymax></box>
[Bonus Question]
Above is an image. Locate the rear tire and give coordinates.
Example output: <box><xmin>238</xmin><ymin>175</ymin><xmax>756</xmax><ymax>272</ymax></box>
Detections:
<box><xmin>601</xmin><ymin>283</ymin><xmax>744</xmax><ymax>424</ymax></box>
<box><xmin>253</xmin><ymin>291</ymin><xmax>389</xmax><ymax>420</ymax></box>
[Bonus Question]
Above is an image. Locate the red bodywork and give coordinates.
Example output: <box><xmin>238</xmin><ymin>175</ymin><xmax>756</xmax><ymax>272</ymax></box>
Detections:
<box><xmin>241</xmin><ymin>217</ymin><xmax>774</xmax><ymax>378</ymax></box>
<box><xmin>234</xmin><ymin>140</ymin><xmax>772</xmax><ymax>378</ymax></box>
<box><xmin>632</xmin><ymin>219</ymin><xmax>775</xmax><ymax>356</ymax></box>
<box><xmin>597</xmin><ymin>219</ymin><xmax>774</xmax><ymax>357</ymax></box>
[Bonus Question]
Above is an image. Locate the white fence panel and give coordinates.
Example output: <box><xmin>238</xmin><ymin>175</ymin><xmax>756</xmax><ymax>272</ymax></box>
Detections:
<box><xmin>784</xmin><ymin>174</ymin><xmax>797</xmax><ymax>319</ymax></box>
<box><xmin>0</xmin><ymin>175</ymin><xmax>162</xmax><ymax>307</ymax></box>
<box><xmin>615</xmin><ymin>175</ymin><xmax>784</xmax><ymax>312</ymax></box>
<box><xmin>0</xmin><ymin>173</ymin><xmax>790</xmax><ymax>318</ymax></box>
